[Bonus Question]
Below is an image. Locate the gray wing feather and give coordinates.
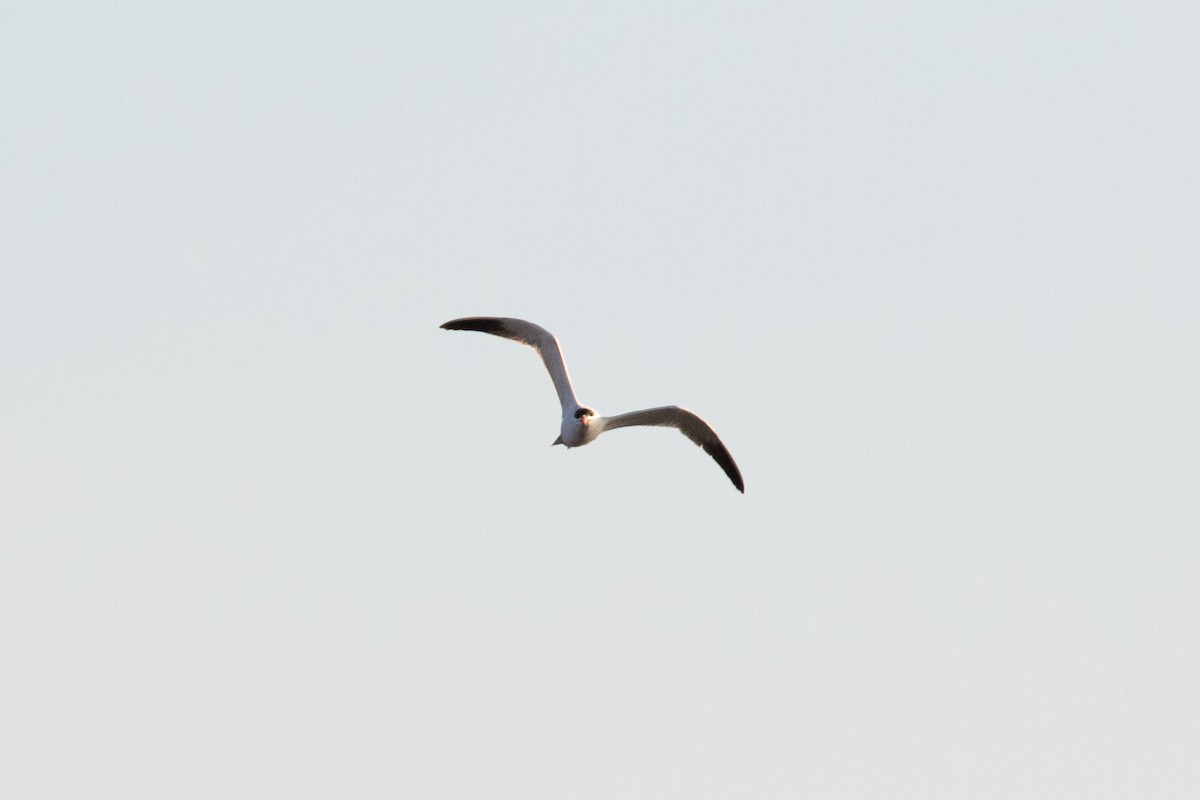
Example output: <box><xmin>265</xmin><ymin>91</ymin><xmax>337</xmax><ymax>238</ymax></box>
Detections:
<box><xmin>602</xmin><ymin>406</ymin><xmax>744</xmax><ymax>492</ymax></box>
<box><xmin>440</xmin><ymin>316</ymin><xmax>580</xmax><ymax>413</ymax></box>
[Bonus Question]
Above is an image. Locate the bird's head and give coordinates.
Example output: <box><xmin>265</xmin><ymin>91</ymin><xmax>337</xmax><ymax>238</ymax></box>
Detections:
<box><xmin>574</xmin><ymin>407</ymin><xmax>596</xmax><ymax>425</ymax></box>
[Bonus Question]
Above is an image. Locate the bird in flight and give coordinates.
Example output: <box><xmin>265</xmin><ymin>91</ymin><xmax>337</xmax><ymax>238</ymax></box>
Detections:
<box><xmin>440</xmin><ymin>316</ymin><xmax>744</xmax><ymax>492</ymax></box>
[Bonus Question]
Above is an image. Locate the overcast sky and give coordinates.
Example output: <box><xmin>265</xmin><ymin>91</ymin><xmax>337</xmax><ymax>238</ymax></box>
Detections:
<box><xmin>2</xmin><ymin>2</ymin><xmax>1197</xmax><ymax>797</ymax></box>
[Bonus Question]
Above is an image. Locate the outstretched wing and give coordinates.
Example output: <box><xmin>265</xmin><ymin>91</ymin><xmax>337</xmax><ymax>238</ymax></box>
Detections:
<box><xmin>440</xmin><ymin>316</ymin><xmax>580</xmax><ymax>414</ymax></box>
<box><xmin>600</xmin><ymin>405</ymin><xmax>744</xmax><ymax>492</ymax></box>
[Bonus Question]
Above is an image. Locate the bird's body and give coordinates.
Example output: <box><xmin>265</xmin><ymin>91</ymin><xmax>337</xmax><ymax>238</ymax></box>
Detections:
<box><xmin>558</xmin><ymin>407</ymin><xmax>602</xmax><ymax>448</ymax></box>
<box><xmin>441</xmin><ymin>316</ymin><xmax>744</xmax><ymax>492</ymax></box>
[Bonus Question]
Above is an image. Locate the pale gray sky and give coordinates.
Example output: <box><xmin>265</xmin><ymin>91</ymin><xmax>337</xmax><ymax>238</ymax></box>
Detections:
<box><xmin>2</xmin><ymin>2</ymin><xmax>1197</xmax><ymax>797</ymax></box>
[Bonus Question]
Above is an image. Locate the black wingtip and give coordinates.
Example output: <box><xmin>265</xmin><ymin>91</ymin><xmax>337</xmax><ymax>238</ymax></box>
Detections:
<box><xmin>440</xmin><ymin>317</ymin><xmax>506</xmax><ymax>334</ymax></box>
<box><xmin>699</xmin><ymin>440</ymin><xmax>744</xmax><ymax>493</ymax></box>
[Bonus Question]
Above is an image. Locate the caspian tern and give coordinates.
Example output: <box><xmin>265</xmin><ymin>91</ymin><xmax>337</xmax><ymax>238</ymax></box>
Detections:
<box><xmin>440</xmin><ymin>316</ymin><xmax>744</xmax><ymax>493</ymax></box>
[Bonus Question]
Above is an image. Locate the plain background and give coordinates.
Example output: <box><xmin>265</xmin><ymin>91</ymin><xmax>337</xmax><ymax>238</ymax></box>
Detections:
<box><xmin>2</xmin><ymin>2</ymin><xmax>1197</xmax><ymax>797</ymax></box>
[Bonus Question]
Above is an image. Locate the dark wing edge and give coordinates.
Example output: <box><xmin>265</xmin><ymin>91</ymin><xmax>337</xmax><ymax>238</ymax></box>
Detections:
<box><xmin>686</xmin><ymin>413</ymin><xmax>745</xmax><ymax>494</ymax></box>
<box><xmin>605</xmin><ymin>405</ymin><xmax>745</xmax><ymax>493</ymax></box>
<box><xmin>439</xmin><ymin>316</ymin><xmax>580</xmax><ymax>413</ymax></box>
<box><xmin>440</xmin><ymin>317</ymin><xmax>515</xmax><ymax>337</ymax></box>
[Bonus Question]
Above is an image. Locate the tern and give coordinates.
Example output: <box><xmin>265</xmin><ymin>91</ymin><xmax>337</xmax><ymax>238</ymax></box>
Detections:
<box><xmin>440</xmin><ymin>316</ymin><xmax>744</xmax><ymax>492</ymax></box>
